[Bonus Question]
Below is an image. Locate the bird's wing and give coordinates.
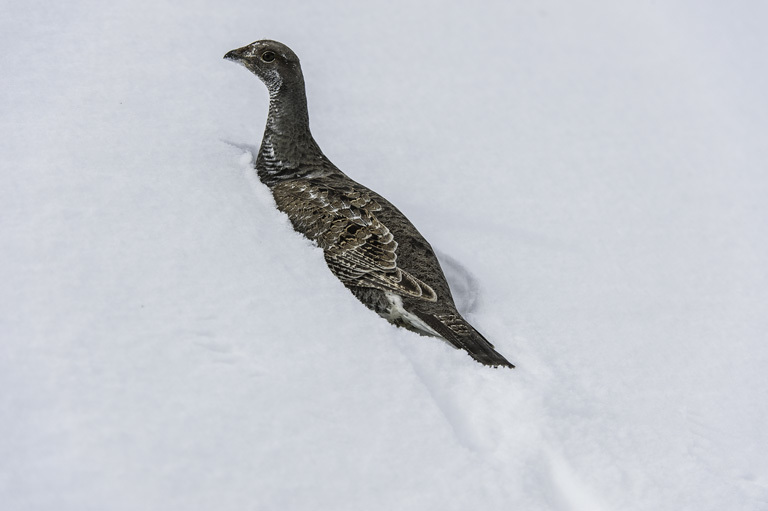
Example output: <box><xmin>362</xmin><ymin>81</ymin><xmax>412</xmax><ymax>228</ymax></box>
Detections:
<box><xmin>272</xmin><ymin>180</ymin><xmax>437</xmax><ymax>301</ymax></box>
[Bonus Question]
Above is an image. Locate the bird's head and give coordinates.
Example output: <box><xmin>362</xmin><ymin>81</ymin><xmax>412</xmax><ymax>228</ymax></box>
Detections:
<box><xmin>224</xmin><ymin>40</ymin><xmax>303</xmax><ymax>93</ymax></box>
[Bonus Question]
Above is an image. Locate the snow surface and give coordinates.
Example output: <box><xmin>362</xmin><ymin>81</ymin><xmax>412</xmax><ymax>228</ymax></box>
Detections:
<box><xmin>2</xmin><ymin>1</ymin><xmax>768</xmax><ymax>509</ymax></box>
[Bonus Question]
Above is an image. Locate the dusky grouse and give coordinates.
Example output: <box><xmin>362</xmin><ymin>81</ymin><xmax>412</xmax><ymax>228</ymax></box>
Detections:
<box><xmin>224</xmin><ymin>39</ymin><xmax>513</xmax><ymax>368</ymax></box>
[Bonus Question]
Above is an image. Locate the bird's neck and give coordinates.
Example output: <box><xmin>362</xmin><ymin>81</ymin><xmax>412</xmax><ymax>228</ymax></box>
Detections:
<box><xmin>257</xmin><ymin>81</ymin><xmax>330</xmax><ymax>186</ymax></box>
<box><xmin>266</xmin><ymin>83</ymin><xmax>311</xmax><ymax>136</ymax></box>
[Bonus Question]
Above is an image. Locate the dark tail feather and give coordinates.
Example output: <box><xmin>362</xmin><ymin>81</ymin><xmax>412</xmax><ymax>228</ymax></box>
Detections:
<box><xmin>414</xmin><ymin>311</ymin><xmax>515</xmax><ymax>368</ymax></box>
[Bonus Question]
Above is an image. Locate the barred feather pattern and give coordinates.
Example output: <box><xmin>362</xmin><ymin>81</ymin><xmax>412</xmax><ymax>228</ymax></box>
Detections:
<box><xmin>272</xmin><ymin>179</ymin><xmax>438</xmax><ymax>302</ymax></box>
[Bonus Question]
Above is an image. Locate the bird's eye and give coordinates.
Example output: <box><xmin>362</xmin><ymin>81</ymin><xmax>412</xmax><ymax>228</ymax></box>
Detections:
<box><xmin>261</xmin><ymin>51</ymin><xmax>276</xmax><ymax>62</ymax></box>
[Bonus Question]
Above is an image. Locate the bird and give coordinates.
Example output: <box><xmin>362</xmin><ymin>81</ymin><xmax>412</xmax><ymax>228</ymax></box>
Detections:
<box><xmin>224</xmin><ymin>40</ymin><xmax>514</xmax><ymax>368</ymax></box>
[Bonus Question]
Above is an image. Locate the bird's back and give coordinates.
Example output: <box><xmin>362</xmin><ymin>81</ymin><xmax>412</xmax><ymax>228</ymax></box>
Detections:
<box><xmin>268</xmin><ymin>170</ymin><xmax>514</xmax><ymax>368</ymax></box>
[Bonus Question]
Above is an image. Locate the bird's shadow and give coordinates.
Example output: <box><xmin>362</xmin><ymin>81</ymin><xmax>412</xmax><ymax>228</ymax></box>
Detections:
<box><xmin>435</xmin><ymin>251</ymin><xmax>482</xmax><ymax>315</ymax></box>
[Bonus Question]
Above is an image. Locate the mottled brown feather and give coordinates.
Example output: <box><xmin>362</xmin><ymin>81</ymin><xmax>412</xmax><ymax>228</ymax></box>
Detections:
<box><xmin>273</xmin><ymin>180</ymin><xmax>437</xmax><ymax>301</ymax></box>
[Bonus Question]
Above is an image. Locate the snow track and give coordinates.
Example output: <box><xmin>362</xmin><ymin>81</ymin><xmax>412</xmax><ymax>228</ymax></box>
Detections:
<box><xmin>2</xmin><ymin>1</ymin><xmax>768</xmax><ymax>509</ymax></box>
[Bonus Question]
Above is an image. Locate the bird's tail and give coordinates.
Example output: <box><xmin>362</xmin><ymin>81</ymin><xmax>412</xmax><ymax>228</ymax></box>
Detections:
<box><xmin>414</xmin><ymin>310</ymin><xmax>514</xmax><ymax>368</ymax></box>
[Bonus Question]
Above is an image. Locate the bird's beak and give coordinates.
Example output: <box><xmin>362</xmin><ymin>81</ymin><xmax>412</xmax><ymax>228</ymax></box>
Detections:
<box><xmin>224</xmin><ymin>47</ymin><xmax>246</xmax><ymax>62</ymax></box>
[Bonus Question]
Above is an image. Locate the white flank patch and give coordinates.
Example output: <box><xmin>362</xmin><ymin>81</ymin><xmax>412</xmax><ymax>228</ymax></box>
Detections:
<box><xmin>384</xmin><ymin>292</ymin><xmax>441</xmax><ymax>337</ymax></box>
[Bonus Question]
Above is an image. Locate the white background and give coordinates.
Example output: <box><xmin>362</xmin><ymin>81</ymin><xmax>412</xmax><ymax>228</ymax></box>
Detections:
<box><xmin>2</xmin><ymin>1</ymin><xmax>767</xmax><ymax>509</ymax></box>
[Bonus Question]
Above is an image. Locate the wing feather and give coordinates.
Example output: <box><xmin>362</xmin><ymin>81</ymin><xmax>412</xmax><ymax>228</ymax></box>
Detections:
<box><xmin>272</xmin><ymin>180</ymin><xmax>437</xmax><ymax>301</ymax></box>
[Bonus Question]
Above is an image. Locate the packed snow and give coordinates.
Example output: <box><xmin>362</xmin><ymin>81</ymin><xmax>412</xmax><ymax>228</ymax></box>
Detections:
<box><xmin>2</xmin><ymin>1</ymin><xmax>767</xmax><ymax>510</ymax></box>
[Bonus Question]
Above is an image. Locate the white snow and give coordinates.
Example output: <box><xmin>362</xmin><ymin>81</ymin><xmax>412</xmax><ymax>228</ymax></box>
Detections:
<box><xmin>2</xmin><ymin>1</ymin><xmax>767</xmax><ymax>510</ymax></box>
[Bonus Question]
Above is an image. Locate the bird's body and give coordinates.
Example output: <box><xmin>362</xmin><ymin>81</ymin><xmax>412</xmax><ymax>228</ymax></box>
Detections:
<box><xmin>225</xmin><ymin>40</ymin><xmax>513</xmax><ymax>368</ymax></box>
